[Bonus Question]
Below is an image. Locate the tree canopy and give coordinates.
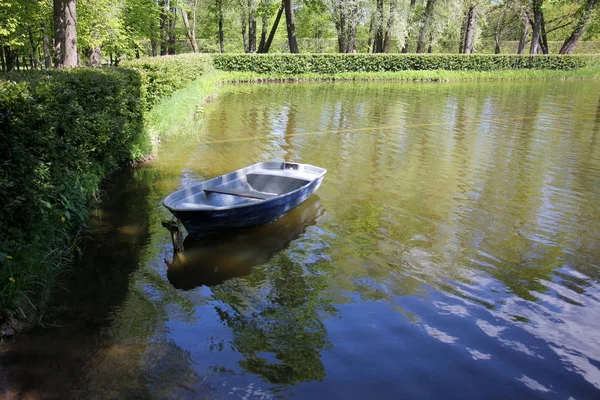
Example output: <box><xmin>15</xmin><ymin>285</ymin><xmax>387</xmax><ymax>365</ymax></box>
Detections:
<box><xmin>0</xmin><ymin>0</ymin><xmax>598</xmax><ymax>70</ymax></box>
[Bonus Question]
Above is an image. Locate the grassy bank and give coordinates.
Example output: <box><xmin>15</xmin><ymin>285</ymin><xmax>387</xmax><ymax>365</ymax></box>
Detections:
<box><xmin>219</xmin><ymin>67</ymin><xmax>600</xmax><ymax>84</ymax></box>
<box><xmin>1</xmin><ymin>53</ymin><xmax>599</xmax><ymax>333</ymax></box>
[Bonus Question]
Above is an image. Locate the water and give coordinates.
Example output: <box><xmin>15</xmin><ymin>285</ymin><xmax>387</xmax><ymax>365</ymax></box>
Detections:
<box><xmin>2</xmin><ymin>81</ymin><xmax>600</xmax><ymax>399</ymax></box>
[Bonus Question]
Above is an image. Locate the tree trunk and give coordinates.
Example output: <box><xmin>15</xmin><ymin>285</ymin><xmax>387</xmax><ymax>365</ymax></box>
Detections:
<box><xmin>458</xmin><ymin>13</ymin><xmax>466</xmax><ymax>53</ymax></box>
<box><xmin>53</xmin><ymin>0</ymin><xmax>64</xmax><ymax>67</ymax></box>
<box><xmin>241</xmin><ymin>3</ymin><xmax>248</xmax><ymax>52</ymax></box>
<box><xmin>539</xmin><ymin>12</ymin><xmax>548</xmax><ymax>54</ymax></box>
<box><xmin>346</xmin><ymin>2</ymin><xmax>358</xmax><ymax>53</ymax></box>
<box><xmin>87</xmin><ymin>47</ymin><xmax>101</xmax><ymax>66</ymax></box>
<box><xmin>217</xmin><ymin>0</ymin><xmax>224</xmax><ymax>53</ymax></box>
<box><xmin>559</xmin><ymin>0</ymin><xmax>597</xmax><ymax>54</ymax></box>
<box><xmin>283</xmin><ymin>0</ymin><xmax>298</xmax><ymax>53</ymax></box>
<box><xmin>383</xmin><ymin>0</ymin><xmax>397</xmax><ymax>53</ymax></box>
<box><xmin>493</xmin><ymin>8</ymin><xmax>506</xmax><ymax>55</ymax></box>
<box><xmin>463</xmin><ymin>5</ymin><xmax>476</xmax><ymax>54</ymax></box>
<box><xmin>336</xmin><ymin>11</ymin><xmax>346</xmax><ymax>53</ymax></box>
<box><xmin>260</xmin><ymin>3</ymin><xmax>283</xmax><ymax>53</ymax></box>
<box><xmin>27</xmin><ymin>27</ymin><xmax>38</xmax><ymax>69</ymax></box>
<box><xmin>258</xmin><ymin>13</ymin><xmax>268</xmax><ymax>52</ymax></box>
<box><xmin>181</xmin><ymin>7</ymin><xmax>198</xmax><ymax>52</ymax></box>
<box><xmin>160</xmin><ymin>0</ymin><xmax>169</xmax><ymax>55</ymax></box>
<box><xmin>55</xmin><ymin>0</ymin><xmax>77</xmax><ymax>68</ymax></box>
<box><xmin>2</xmin><ymin>47</ymin><xmax>15</xmax><ymax>72</ymax></box>
<box><xmin>42</xmin><ymin>27</ymin><xmax>52</xmax><ymax>69</ymax></box>
<box><xmin>401</xmin><ymin>0</ymin><xmax>416</xmax><ymax>53</ymax></box>
<box><xmin>417</xmin><ymin>0</ymin><xmax>436</xmax><ymax>53</ymax></box>
<box><xmin>0</xmin><ymin>47</ymin><xmax>5</xmax><ymax>72</ymax></box>
<box><xmin>168</xmin><ymin>5</ymin><xmax>176</xmax><ymax>55</ymax></box>
<box><xmin>248</xmin><ymin>0</ymin><xmax>257</xmax><ymax>52</ymax></box>
<box><xmin>530</xmin><ymin>0</ymin><xmax>543</xmax><ymax>54</ymax></box>
<box><xmin>517</xmin><ymin>13</ymin><xmax>529</xmax><ymax>54</ymax></box>
<box><xmin>347</xmin><ymin>19</ymin><xmax>357</xmax><ymax>52</ymax></box>
<box><xmin>367</xmin><ymin>15</ymin><xmax>375</xmax><ymax>53</ymax></box>
<box><xmin>373</xmin><ymin>0</ymin><xmax>384</xmax><ymax>53</ymax></box>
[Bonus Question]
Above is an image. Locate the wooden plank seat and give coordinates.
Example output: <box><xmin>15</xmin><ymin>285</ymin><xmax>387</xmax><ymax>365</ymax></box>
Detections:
<box><xmin>204</xmin><ymin>187</ymin><xmax>276</xmax><ymax>200</ymax></box>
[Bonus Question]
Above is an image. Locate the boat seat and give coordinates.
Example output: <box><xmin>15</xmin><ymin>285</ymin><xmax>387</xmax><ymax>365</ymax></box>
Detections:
<box><xmin>204</xmin><ymin>188</ymin><xmax>276</xmax><ymax>200</ymax></box>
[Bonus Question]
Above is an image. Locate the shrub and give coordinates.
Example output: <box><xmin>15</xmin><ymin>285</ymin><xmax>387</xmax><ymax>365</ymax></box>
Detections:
<box><xmin>0</xmin><ymin>54</ymin><xmax>213</xmax><ymax>319</ymax></box>
<box><xmin>0</xmin><ymin>68</ymin><xmax>144</xmax><ymax>314</ymax></box>
<box><xmin>123</xmin><ymin>53</ymin><xmax>213</xmax><ymax>110</ymax></box>
<box><xmin>212</xmin><ymin>54</ymin><xmax>599</xmax><ymax>74</ymax></box>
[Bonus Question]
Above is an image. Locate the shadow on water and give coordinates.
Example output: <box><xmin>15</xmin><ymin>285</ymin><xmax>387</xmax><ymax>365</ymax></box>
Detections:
<box><xmin>0</xmin><ymin>167</ymin><xmax>199</xmax><ymax>399</ymax></box>
<box><xmin>165</xmin><ymin>196</ymin><xmax>325</xmax><ymax>289</ymax></box>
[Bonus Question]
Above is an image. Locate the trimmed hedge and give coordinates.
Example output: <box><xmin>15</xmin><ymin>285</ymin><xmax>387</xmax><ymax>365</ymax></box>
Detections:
<box><xmin>0</xmin><ymin>68</ymin><xmax>146</xmax><ymax>313</ymax></box>
<box><xmin>213</xmin><ymin>54</ymin><xmax>599</xmax><ymax>74</ymax></box>
<box><xmin>0</xmin><ymin>69</ymin><xmax>145</xmax><ymax>233</ymax></box>
<box><xmin>123</xmin><ymin>54</ymin><xmax>213</xmax><ymax>110</ymax></box>
<box><xmin>0</xmin><ymin>55</ymin><xmax>212</xmax><ymax>318</ymax></box>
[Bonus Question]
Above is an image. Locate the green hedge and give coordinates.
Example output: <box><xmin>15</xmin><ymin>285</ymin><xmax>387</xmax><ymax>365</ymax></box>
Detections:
<box><xmin>0</xmin><ymin>55</ymin><xmax>213</xmax><ymax>319</ymax></box>
<box><xmin>123</xmin><ymin>54</ymin><xmax>213</xmax><ymax>110</ymax></box>
<box><xmin>213</xmin><ymin>54</ymin><xmax>599</xmax><ymax>74</ymax></box>
<box><xmin>0</xmin><ymin>68</ymin><xmax>146</xmax><ymax>313</ymax></box>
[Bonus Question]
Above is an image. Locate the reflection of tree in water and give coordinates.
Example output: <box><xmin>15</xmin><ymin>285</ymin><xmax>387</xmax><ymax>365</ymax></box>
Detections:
<box><xmin>211</xmin><ymin>252</ymin><xmax>335</xmax><ymax>385</ymax></box>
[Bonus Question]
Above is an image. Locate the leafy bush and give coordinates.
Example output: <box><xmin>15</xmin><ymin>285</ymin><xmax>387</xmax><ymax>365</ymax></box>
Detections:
<box><xmin>0</xmin><ymin>68</ymin><xmax>144</xmax><ymax>314</ymax></box>
<box><xmin>0</xmin><ymin>54</ymin><xmax>213</xmax><ymax>319</ymax></box>
<box><xmin>213</xmin><ymin>54</ymin><xmax>599</xmax><ymax>74</ymax></box>
<box><xmin>124</xmin><ymin>54</ymin><xmax>213</xmax><ymax>110</ymax></box>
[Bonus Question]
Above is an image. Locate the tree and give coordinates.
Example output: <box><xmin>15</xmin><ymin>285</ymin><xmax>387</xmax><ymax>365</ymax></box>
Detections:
<box><xmin>248</xmin><ymin>0</ymin><xmax>257</xmax><ymax>52</ymax></box>
<box><xmin>216</xmin><ymin>0</ymin><xmax>224</xmax><ymax>52</ymax></box>
<box><xmin>560</xmin><ymin>0</ymin><xmax>598</xmax><ymax>53</ymax></box>
<box><xmin>530</xmin><ymin>0</ymin><xmax>544</xmax><ymax>53</ymax></box>
<box><xmin>416</xmin><ymin>0</ymin><xmax>437</xmax><ymax>53</ymax></box>
<box><xmin>123</xmin><ymin>0</ymin><xmax>161</xmax><ymax>57</ymax></box>
<box><xmin>181</xmin><ymin>0</ymin><xmax>199</xmax><ymax>52</ymax></box>
<box><xmin>461</xmin><ymin>2</ymin><xmax>477</xmax><ymax>54</ymax></box>
<box><xmin>324</xmin><ymin>0</ymin><xmax>367</xmax><ymax>53</ymax></box>
<box><xmin>283</xmin><ymin>0</ymin><xmax>299</xmax><ymax>52</ymax></box>
<box><xmin>372</xmin><ymin>0</ymin><xmax>384</xmax><ymax>52</ymax></box>
<box><xmin>258</xmin><ymin>1</ymin><xmax>283</xmax><ymax>53</ymax></box>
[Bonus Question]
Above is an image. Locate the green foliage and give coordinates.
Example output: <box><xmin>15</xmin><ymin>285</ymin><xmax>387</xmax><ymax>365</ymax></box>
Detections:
<box><xmin>213</xmin><ymin>53</ymin><xmax>599</xmax><ymax>74</ymax></box>
<box><xmin>0</xmin><ymin>54</ymin><xmax>214</xmax><ymax>319</ymax></box>
<box><xmin>124</xmin><ymin>54</ymin><xmax>214</xmax><ymax>110</ymax></box>
<box><xmin>0</xmin><ymin>68</ymin><xmax>144</xmax><ymax>315</ymax></box>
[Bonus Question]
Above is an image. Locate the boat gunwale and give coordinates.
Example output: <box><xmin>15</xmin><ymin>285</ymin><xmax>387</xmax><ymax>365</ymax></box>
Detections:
<box><xmin>163</xmin><ymin>162</ymin><xmax>326</xmax><ymax>213</ymax></box>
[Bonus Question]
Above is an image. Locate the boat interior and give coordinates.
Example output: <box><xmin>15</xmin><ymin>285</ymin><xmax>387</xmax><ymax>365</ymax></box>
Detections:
<box><xmin>172</xmin><ymin>173</ymin><xmax>312</xmax><ymax>209</ymax></box>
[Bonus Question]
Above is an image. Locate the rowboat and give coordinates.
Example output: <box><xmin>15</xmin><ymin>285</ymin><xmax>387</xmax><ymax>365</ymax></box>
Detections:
<box><xmin>163</xmin><ymin>162</ymin><xmax>327</xmax><ymax>236</ymax></box>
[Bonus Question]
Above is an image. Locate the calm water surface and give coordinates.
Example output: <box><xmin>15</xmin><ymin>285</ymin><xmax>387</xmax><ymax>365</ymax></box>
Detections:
<box><xmin>2</xmin><ymin>81</ymin><xmax>600</xmax><ymax>399</ymax></box>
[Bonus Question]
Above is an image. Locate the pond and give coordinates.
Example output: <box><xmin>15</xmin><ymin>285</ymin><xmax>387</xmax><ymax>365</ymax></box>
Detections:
<box><xmin>1</xmin><ymin>80</ymin><xmax>600</xmax><ymax>399</ymax></box>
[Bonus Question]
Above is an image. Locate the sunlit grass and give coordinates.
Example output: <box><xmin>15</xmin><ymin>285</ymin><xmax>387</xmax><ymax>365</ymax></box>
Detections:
<box><xmin>145</xmin><ymin>71</ymin><xmax>224</xmax><ymax>146</ymax></box>
<box><xmin>219</xmin><ymin>66</ymin><xmax>600</xmax><ymax>84</ymax></box>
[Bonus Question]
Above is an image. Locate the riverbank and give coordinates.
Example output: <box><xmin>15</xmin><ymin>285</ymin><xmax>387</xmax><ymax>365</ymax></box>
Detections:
<box><xmin>219</xmin><ymin>67</ymin><xmax>600</xmax><ymax>83</ymax></box>
<box><xmin>2</xmin><ymin>53</ymin><xmax>600</xmax><ymax>335</ymax></box>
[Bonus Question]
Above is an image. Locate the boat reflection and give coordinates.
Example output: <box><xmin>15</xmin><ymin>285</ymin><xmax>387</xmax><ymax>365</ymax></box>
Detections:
<box><xmin>165</xmin><ymin>197</ymin><xmax>325</xmax><ymax>289</ymax></box>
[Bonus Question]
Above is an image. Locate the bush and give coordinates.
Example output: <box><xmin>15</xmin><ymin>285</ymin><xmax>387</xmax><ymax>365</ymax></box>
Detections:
<box><xmin>0</xmin><ymin>54</ymin><xmax>213</xmax><ymax>319</ymax></box>
<box><xmin>123</xmin><ymin>53</ymin><xmax>213</xmax><ymax>110</ymax></box>
<box><xmin>0</xmin><ymin>68</ymin><xmax>144</xmax><ymax>314</ymax></box>
<box><xmin>213</xmin><ymin>54</ymin><xmax>600</xmax><ymax>74</ymax></box>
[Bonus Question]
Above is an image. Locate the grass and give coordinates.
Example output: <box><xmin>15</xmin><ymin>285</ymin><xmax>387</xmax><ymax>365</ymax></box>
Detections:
<box><xmin>145</xmin><ymin>71</ymin><xmax>223</xmax><ymax>146</ymax></box>
<box><xmin>218</xmin><ymin>66</ymin><xmax>600</xmax><ymax>84</ymax></box>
